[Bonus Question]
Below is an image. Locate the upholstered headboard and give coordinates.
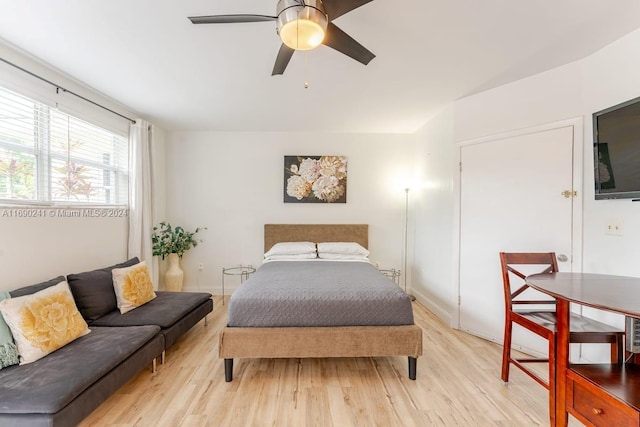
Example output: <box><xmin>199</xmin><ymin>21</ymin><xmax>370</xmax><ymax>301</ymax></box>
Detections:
<box><xmin>264</xmin><ymin>224</ymin><xmax>369</xmax><ymax>253</ymax></box>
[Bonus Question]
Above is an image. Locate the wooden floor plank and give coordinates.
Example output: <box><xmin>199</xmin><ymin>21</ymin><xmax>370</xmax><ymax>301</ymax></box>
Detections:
<box><xmin>79</xmin><ymin>297</ymin><xmax>581</xmax><ymax>426</ymax></box>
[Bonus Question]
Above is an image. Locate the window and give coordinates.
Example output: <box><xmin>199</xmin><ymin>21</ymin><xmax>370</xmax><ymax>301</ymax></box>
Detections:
<box><xmin>0</xmin><ymin>86</ymin><xmax>128</xmax><ymax>206</ymax></box>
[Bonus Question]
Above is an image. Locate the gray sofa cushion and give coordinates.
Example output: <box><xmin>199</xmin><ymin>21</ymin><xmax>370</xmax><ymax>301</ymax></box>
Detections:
<box><xmin>67</xmin><ymin>258</ymin><xmax>139</xmax><ymax>321</ymax></box>
<box><xmin>91</xmin><ymin>291</ymin><xmax>212</xmax><ymax>328</ymax></box>
<box><xmin>0</xmin><ymin>332</ymin><xmax>164</xmax><ymax>427</ymax></box>
<box><xmin>0</xmin><ymin>325</ymin><xmax>160</xmax><ymax>415</ymax></box>
<box><xmin>9</xmin><ymin>276</ymin><xmax>66</xmax><ymax>298</ymax></box>
<box><xmin>162</xmin><ymin>297</ymin><xmax>213</xmax><ymax>349</ymax></box>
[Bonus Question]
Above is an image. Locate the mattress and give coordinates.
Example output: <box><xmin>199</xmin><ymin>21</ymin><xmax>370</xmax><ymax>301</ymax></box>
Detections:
<box><xmin>227</xmin><ymin>261</ymin><xmax>414</xmax><ymax>327</ymax></box>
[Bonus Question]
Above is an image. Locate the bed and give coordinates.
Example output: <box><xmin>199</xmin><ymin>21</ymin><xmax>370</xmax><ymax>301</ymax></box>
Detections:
<box><xmin>219</xmin><ymin>224</ymin><xmax>423</xmax><ymax>381</ymax></box>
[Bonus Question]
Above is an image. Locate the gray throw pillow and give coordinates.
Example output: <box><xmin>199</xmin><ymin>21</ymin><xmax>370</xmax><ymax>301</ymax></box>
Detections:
<box><xmin>67</xmin><ymin>258</ymin><xmax>140</xmax><ymax>322</ymax></box>
<box><xmin>9</xmin><ymin>275</ymin><xmax>66</xmax><ymax>298</ymax></box>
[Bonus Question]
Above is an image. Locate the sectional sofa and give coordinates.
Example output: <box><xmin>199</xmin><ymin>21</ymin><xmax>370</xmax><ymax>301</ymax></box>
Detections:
<box><xmin>0</xmin><ymin>258</ymin><xmax>213</xmax><ymax>427</ymax></box>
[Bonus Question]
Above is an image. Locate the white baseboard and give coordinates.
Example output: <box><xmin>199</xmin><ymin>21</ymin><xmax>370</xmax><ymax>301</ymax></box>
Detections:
<box><xmin>411</xmin><ymin>288</ymin><xmax>451</xmax><ymax>326</ymax></box>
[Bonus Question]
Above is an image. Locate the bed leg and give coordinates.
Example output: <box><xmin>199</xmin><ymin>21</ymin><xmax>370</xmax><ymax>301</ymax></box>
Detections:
<box><xmin>224</xmin><ymin>359</ymin><xmax>233</xmax><ymax>382</ymax></box>
<box><xmin>408</xmin><ymin>357</ymin><xmax>417</xmax><ymax>380</ymax></box>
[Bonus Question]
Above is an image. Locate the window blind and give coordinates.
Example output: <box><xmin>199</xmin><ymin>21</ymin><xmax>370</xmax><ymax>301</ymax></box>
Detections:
<box><xmin>0</xmin><ymin>86</ymin><xmax>128</xmax><ymax>206</ymax></box>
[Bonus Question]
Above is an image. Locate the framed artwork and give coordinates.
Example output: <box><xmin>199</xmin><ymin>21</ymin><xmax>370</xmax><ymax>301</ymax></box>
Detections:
<box><xmin>284</xmin><ymin>155</ymin><xmax>348</xmax><ymax>203</ymax></box>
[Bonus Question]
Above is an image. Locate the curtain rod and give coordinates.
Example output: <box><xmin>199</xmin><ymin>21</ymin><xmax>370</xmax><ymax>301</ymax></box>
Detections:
<box><xmin>0</xmin><ymin>57</ymin><xmax>136</xmax><ymax>124</ymax></box>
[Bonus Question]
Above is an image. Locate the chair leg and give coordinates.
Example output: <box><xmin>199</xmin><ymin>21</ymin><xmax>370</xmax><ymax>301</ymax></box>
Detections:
<box><xmin>501</xmin><ymin>319</ymin><xmax>512</xmax><ymax>382</ymax></box>
<box><xmin>548</xmin><ymin>334</ymin><xmax>556</xmax><ymax>427</ymax></box>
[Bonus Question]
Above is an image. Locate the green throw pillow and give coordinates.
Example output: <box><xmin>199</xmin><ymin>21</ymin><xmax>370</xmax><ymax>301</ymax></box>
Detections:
<box><xmin>0</xmin><ymin>291</ymin><xmax>19</xmax><ymax>369</ymax></box>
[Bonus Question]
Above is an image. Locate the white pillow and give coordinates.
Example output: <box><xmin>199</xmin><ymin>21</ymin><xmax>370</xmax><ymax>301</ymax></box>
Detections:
<box><xmin>112</xmin><ymin>261</ymin><xmax>157</xmax><ymax>314</ymax></box>
<box><xmin>265</xmin><ymin>253</ymin><xmax>318</xmax><ymax>261</ymax></box>
<box><xmin>0</xmin><ymin>281</ymin><xmax>90</xmax><ymax>365</ymax></box>
<box><xmin>318</xmin><ymin>253</ymin><xmax>369</xmax><ymax>260</ymax></box>
<box><xmin>264</xmin><ymin>241</ymin><xmax>316</xmax><ymax>258</ymax></box>
<box><xmin>317</xmin><ymin>242</ymin><xmax>369</xmax><ymax>256</ymax></box>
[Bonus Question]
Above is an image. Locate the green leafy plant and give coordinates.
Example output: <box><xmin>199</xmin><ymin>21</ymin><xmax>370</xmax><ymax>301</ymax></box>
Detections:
<box><xmin>152</xmin><ymin>222</ymin><xmax>206</xmax><ymax>259</ymax></box>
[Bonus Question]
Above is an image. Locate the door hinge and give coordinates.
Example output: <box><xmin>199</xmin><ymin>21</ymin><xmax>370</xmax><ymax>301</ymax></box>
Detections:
<box><xmin>459</xmin><ymin>162</ymin><xmax>462</xmax><ymax>172</ymax></box>
<box><xmin>561</xmin><ymin>190</ymin><xmax>577</xmax><ymax>198</ymax></box>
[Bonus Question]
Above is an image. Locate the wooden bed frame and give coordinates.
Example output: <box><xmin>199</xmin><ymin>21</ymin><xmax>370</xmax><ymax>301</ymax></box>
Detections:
<box><xmin>219</xmin><ymin>224</ymin><xmax>423</xmax><ymax>381</ymax></box>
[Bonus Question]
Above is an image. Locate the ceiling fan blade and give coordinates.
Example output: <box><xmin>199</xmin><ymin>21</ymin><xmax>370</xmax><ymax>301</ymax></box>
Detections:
<box><xmin>272</xmin><ymin>44</ymin><xmax>295</xmax><ymax>76</ymax></box>
<box><xmin>323</xmin><ymin>0</ymin><xmax>374</xmax><ymax>20</ymax></box>
<box><xmin>322</xmin><ymin>22</ymin><xmax>375</xmax><ymax>66</ymax></box>
<box><xmin>188</xmin><ymin>14</ymin><xmax>277</xmax><ymax>24</ymax></box>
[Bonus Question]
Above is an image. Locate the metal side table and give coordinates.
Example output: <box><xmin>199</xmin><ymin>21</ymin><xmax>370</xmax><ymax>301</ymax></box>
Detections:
<box><xmin>378</xmin><ymin>267</ymin><xmax>401</xmax><ymax>286</ymax></box>
<box><xmin>221</xmin><ymin>265</ymin><xmax>255</xmax><ymax>305</ymax></box>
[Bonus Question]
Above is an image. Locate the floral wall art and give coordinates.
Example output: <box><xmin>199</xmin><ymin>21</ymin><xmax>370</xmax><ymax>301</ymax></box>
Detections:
<box><xmin>284</xmin><ymin>155</ymin><xmax>348</xmax><ymax>203</ymax></box>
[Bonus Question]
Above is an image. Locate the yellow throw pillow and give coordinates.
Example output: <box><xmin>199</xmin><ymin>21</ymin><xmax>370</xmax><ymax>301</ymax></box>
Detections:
<box><xmin>112</xmin><ymin>261</ymin><xmax>156</xmax><ymax>314</ymax></box>
<box><xmin>0</xmin><ymin>281</ymin><xmax>90</xmax><ymax>365</ymax></box>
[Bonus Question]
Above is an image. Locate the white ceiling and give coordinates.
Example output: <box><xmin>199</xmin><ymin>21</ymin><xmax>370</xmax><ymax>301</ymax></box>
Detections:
<box><xmin>1</xmin><ymin>0</ymin><xmax>640</xmax><ymax>133</ymax></box>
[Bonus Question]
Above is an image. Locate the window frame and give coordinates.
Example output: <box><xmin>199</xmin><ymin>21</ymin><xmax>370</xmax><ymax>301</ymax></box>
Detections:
<box><xmin>0</xmin><ymin>86</ymin><xmax>129</xmax><ymax>208</ymax></box>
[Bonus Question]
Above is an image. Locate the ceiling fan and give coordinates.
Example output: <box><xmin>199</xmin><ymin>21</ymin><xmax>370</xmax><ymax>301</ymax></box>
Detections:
<box><xmin>188</xmin><ymin>0</ymin><xmax>375</xmax><ymax>76</ymax></box>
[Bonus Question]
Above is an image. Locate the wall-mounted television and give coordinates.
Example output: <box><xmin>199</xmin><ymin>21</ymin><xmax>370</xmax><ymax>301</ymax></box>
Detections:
<box><xmin>593</xmin><ymin>96</ymin><xmax>640</xmax><ymax>200</ymax></box>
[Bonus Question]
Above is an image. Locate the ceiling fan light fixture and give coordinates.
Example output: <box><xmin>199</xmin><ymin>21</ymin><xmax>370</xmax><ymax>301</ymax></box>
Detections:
<box><xmin>277</xmin><ymin>0</ymin><xmax>328</xmax><ymax>51</ymax></box>
<box><xmin>280</xmin><ymin>19</ymin><xmax>326</xmax><ymax>50</ymax></box>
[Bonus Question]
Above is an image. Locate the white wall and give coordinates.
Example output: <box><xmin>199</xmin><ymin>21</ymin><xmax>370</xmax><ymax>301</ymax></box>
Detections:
<box><xmin>163</xmin><ymin>131</ymin><xmax>416</xmax><ymax>294</ymax></box>
<box><xmin>453</xmin><ymin>61</ymin><xmax>584</xmax><ymax>144</ymax></box>
<box><xmin>0</xmin><ymin>215</ymin><xmax>128</xmax><ymax>290</ymax></box>
<box><xmin>412</xmin><ymin>105</ymin><xmax>456</xmax><ymax>323</ymax></box>
<box><xmin>414</xmin><ymin>27</ymin><xmax>640</xmax><ymax>337</ymax></box>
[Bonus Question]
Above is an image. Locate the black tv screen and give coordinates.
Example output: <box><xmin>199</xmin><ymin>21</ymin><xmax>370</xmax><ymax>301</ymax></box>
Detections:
<box><xmin>593</xmin><ymin>96</ymin><xmax>640</xmax><ymax>200</ymax></box>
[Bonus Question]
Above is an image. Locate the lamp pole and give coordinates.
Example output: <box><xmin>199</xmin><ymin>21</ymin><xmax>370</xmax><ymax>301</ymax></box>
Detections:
<box><xmin>403</xmin><ymin>188</ymin><xmax>416</xmax><ymax>301</ymax></box>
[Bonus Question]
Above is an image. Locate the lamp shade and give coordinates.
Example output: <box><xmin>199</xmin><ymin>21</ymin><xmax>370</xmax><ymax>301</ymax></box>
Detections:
<box><xmin>277</xmin><ymin>0</ymin><xmax>328</xmax><ymax>51</ymax></box>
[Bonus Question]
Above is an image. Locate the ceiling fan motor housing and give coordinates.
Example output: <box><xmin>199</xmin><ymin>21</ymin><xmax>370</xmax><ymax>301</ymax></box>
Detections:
<box><xmin>276</xmin><ymin>0</ymin><xmax>329</xmax><ymax>50</ymax></box>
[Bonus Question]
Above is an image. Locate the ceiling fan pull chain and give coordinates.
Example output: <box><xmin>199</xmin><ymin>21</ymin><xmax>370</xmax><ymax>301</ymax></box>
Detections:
<box><xmin>304</xmin><ymin>52</ymin><xmax>309</xmax><ymax>89</ymax></box>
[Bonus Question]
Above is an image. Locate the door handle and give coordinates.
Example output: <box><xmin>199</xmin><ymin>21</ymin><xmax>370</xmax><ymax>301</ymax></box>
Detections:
<box><xmin>557</xmin><ymin>254</ymin><xmax>568</xmax><ymax>263</ymax></box>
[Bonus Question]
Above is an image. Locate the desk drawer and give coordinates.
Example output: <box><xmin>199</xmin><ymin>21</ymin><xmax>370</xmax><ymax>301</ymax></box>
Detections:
<box><xmin>568</xmin><ymin>375</ymin><xmax>639</xmax><ymax>427</ymax></box>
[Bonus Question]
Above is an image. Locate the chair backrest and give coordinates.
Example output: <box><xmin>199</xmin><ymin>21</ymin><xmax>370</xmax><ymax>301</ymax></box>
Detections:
<box><xmin>499</xmin><ymin>252</ymin><xmax>559</xmax><ymax>312</ymax></box>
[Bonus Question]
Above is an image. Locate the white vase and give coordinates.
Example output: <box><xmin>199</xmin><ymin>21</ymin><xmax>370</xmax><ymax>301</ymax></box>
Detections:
<box><xmin>165</xmin><ymin>253</ymin><xmax>184</xmax><ymax>292</ymax></box>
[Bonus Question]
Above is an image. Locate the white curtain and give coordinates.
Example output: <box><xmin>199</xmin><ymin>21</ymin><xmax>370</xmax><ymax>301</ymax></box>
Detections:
<box><xmin>128</xmin><ymin>120</ymin><xmax>158</xmax><ymax>285</ymax></box>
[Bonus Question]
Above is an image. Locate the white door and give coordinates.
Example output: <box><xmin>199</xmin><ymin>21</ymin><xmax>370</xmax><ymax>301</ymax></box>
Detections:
<box><xmin>457</xmin><ymin>120</ymin><xmax>582</xmax><ymax>355</ymax></box>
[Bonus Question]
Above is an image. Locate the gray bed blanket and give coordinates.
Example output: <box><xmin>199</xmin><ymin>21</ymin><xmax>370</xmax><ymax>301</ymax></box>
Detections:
<box><xmin>228</xmin><ymin>261</ymin><xmax>414</xmax><ymax>327</ymax></box>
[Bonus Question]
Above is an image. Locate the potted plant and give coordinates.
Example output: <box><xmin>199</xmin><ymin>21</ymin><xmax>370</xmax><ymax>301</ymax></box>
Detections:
<box><xmin>152</xmin><ymin>222</ymin><xmax>205</xmax><ymax>291</ymax></box>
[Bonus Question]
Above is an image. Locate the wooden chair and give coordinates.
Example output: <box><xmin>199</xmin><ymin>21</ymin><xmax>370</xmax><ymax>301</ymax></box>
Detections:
<box><xmin>499</xmin><ymin>252</ymin><xmax>624</xmax><ymax>421</ymax></box>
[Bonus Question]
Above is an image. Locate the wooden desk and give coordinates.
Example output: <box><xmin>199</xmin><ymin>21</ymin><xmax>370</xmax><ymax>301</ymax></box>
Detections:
<box><xmin>527</xmin><ymin>272</ymin><xmax>640</xmax><ymax>427</ymax></box>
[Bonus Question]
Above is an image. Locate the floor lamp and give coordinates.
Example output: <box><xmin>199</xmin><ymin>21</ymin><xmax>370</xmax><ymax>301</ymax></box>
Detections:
<box><xmin>403</xmin><ymin>188</ymin><xmax>416</xmax><ymax>301</ymax></box>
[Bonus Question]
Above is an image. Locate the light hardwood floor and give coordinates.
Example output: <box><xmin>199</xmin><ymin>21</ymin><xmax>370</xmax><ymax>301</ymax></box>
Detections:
<box><xmin>79</xmin><ymin>298</ymin><xmax>579</xmax><ymax>426</ymax></box>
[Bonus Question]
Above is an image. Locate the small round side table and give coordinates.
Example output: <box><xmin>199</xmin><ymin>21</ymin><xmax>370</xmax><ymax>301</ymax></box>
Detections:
<box><xmin>378</xmin><ymin>268</ymin><xmax>401</xmax><ymax>285</ymax></box>
<box><xmin>221</xmin><ymin>265</ymin><xmax>255</xmax><ymax>305</ymax></box>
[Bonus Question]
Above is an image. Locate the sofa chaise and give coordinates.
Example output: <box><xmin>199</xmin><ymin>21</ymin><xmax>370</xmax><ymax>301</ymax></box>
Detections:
<box><xmin>0</xmin><ymin>258</ymin><xmax>213</xmax><ymax>427</ymax></box>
